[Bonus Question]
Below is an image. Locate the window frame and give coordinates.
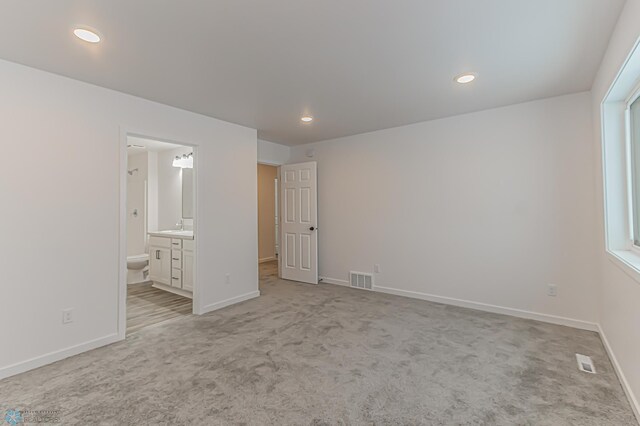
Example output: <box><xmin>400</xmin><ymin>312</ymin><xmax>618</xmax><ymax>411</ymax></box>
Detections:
<box><xmin>600</xmin><ymin>35</ymin><xmax>640</xmax><ymax>284</ymax></box>
<box><xmin>624</xmin><ymin>81</ymin><xmax>640</xmax><ymax>255</ymax></box>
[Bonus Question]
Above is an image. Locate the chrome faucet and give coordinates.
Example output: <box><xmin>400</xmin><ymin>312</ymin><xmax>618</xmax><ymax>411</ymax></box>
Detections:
<box><xmin>176</xmin><ymin>218</ymin><xmax>184</xmax><ymax>231</ymax></box>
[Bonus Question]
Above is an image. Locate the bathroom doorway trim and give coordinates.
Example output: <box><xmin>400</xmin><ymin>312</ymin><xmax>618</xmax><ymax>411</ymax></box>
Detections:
<box><xmin>118</xmin><ymin>127</ymin><xmax>200</xmax><ymax>340</ymax></box>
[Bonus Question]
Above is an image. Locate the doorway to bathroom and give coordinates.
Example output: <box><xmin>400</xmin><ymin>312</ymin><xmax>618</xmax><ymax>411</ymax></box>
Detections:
<box><xmin>257</xmin><ymin>163</ymin><xmax>279</xmax><ymax>284</ymax></box>
<box><xmin>125</xmin><ymin>135</ymin><xmax>195</xmax><ymax>335</ymax></box>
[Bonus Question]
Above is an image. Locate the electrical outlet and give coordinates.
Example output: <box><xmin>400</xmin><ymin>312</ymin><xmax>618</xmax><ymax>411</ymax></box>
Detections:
<box><xmin>374</xmin><ymin>264</ymin><xmax>381</xmax><ymax>273</ymax></box>
<box><xmin>62</xmin><ymin>309</ymin><xmax>74</xmax><ymax>324</ymax></box>
<box><xmin>547</xmin><ymin>284</ymin><xmax>557</xmax><ymax>297</ymax></box>
<box><xmin>225</xmin><ymin>273</ymin><xmax>231</xmax><ymax>284</ymax></box>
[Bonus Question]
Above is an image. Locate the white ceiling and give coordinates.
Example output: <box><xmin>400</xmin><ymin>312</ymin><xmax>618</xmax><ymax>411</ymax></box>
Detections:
<box><xmin>0</xmin><ymin>1</ymin><xmax>625</xmax><ymax>145</ymax></box>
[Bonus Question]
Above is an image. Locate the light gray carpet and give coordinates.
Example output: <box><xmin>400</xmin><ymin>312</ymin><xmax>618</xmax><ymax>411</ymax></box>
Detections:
<box><xmin>0</xmin><ymin>261</ymin><xmax>636</xmax><ymax>425</ymax></box>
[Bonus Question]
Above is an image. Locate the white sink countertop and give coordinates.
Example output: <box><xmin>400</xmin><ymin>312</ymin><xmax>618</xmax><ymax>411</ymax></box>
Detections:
<box><xmin>148</xmin><ymin>230</ymin><xmax>194</xmax><ymax>240</ymax></box>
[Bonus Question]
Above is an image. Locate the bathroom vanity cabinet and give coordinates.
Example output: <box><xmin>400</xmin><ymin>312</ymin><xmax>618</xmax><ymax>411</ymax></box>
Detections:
<box><xmin>148</xmin><ymin>233</ymin><xmax>194</xmax><ymax>298</ymax></box>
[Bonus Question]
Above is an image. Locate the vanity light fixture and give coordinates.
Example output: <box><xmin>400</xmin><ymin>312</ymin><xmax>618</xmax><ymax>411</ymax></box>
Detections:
<box><xmin>172</xmin><ymin>152</ymin><xmax>194</xmax><ymax>169</ymax></box>
<box><xmin>454</xmin><ymin>72</ymin><xmax>477</xmax><ymax>84</ymax></box>
<box><xmin>183</xmin><ymin>153</ymin><xmax>193</xmax><ymax>169</ymax></box>
<box><xmin>73</xmin><ymin>27</ymin><xmax>101</xmax><ymax>43</ymax></box>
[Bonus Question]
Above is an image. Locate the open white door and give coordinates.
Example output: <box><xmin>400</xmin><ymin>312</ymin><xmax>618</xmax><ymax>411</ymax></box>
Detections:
<box><xmin>280</xmin><ymin>162</ymin><xmax>318</xmax><ymax>284</ymax></box>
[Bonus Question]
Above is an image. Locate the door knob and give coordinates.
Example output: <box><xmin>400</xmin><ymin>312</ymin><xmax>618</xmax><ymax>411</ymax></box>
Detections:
<box><xmin>309</xmin><ymin>226</ymin><xmax>316</xmax><ymax>231</ymax></box>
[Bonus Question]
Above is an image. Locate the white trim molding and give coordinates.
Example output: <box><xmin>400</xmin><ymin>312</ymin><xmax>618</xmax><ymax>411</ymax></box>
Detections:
<box><xmin>319</xmin><ymin>276</ymin><xmax>350</xmax><ymax>286</ymax></box>
<box><xmin>152</xmin><ymin>282</ymin><xmax>194</xmax><ymax>299</ymax></box>
<box><xmin>608</xmin><ymin>250</ymin><xmax>640</xmax><ymax>284</ymax></box>
<box><xmin>0</xmin><ymin>333</ymin><xmax>121</xmax><ymax>380</ymax></box>
<box><xmin>598</xmin><ymin>324</ymin><xmax>640</xmax><ymax>423</ymax></box>
<box><xmin>373</xmin><ymin>285</ymin><xmax>598</xmax><ymax>331</ymax></box>
<box><xmin>118</xmin><ymin>127</ymin><xmax>202</xmax><ymax>338</ymax></box>
<box><xmin>2</xmin><ymin>289</ymin><xmax>259</xmax><ymax>379</ymax></box>
<box><xmin>601</xmin><ymin>35</ymin><xmax>640</xmax><ymax>289</ymax></box>
<box><xmin>320</xmin><ymin>276</ymin><xmax>598</xmax><ymax>331</ymax></box>
<box><xmin>199</xmin><ymin>290</ymin><xmax>260</xmax><ymax>315</ymax></box>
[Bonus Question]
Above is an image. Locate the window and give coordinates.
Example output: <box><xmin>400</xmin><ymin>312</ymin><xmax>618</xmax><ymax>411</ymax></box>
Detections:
<box><xmin>601</xmin><ymin>37</ymin><xmax>640</xmax><ymax>280</ymax></box>
<box><xmin>627</xmin><ymin>91</ymin><xmax>640</xmax><ymax>248</ymax></box>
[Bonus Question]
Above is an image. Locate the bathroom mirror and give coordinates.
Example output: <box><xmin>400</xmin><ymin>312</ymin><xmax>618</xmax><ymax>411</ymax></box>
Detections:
<box><xmin>182</xmin><ymin>168</ymin><xmax>194</xmax><ymax>219</ymax></box>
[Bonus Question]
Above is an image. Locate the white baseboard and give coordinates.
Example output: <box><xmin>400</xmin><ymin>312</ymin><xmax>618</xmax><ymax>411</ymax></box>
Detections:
<box><xmin>152</xmin><ymin>282</ymin><xmax>193</xmax><ymax>299</ymax></box>
<box><xmin>598</xmin><ymin>325</ymin><xmax>640</xmax><ymax>423</ymax></box>
<box><xmin>2</xmin><ymin>290</ymin><xmax>260</xmax><ymax>380</ymax></box>
<box><xmin>320</xmin><ymin>276</ymin><xmax>597</xmax><ymax>331</ymax></box>
<box><xmin>0</xmin><ymin>333</ymin><xmax>121</xmax><ymax>380</ymax></box>
<box><xmin>259</xmin><ymin>257</ymin><xmax>277</xmax><ymax>264</ymax></box>
<box><xmin>372</xmin><ymin>284</ymin><xmax>598</xmax><ymax>331</ymax></box>
<box><xmin>128</xmin><ymin>280</ymin><xmax>152</xmax><ymax>286</ymax></box>
<box><xmin>319</xmin><ymin>276</ymin><xmax>350</xmax><ymax>286</ymax></box>
<box><xmin>199</xmin><ymin>290</ymin><xmax>260</xmax><ymax>314</ymax></box>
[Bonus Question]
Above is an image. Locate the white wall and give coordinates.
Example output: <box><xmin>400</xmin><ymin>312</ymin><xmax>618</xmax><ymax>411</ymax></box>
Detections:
<box><xmin>157</xmin><ymin>146</ymin><xmax>192</xmax><ymax>230</ymax></box>
<box><xmin>591</xmin><ymin>0</ymin><xmax>640</xmax><ymax>416</ymax></box>
<box><xmin>290</xmin><ymin>92</ymin><xmax>598</xmax><ymax>328</ymax></box>
<box><xmin>258</xmin><ymin>164</ymin><xmax>278</xmax><ymax>261</ymax></box>
<box><xmin>126</xmin><ymin>152</ymin><xmax>148</xmax><ymax>256</ymax></box>
<box><xmin>0</xmin><ymin>59</ymin><xmax>258</xmax><ymax>378</ymax></box>
<box><xmin>147</xmin><ymin>151</ymin><xmax>159</xmax><ymax>232</ymax></box>
<box><xmin>258</xmin><ymin>139</ymin><xmax>290</xmax><ymax>165</ymax></box>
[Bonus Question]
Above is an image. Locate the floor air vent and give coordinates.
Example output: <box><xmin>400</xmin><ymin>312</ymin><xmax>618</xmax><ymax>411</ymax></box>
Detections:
<box><xmin>576</xmin><ymin>354</ymin><xmax>596</xmax><ymax>374</ymax></box>
<box><xmin>350</xmin><ymin>271</ymin><xmax>373</xmax><ymax>290</ymax></box>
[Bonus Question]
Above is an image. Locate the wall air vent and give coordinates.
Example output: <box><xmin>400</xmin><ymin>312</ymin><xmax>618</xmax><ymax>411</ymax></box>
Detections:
<box><xmin>350</xmin><ymin>271</ymin><xmax>373</xmax><ymax>290</ymax></box>
<box><xmin>576</xmin><ymin>354</ymin><xmax>596</xmax><ymax>374</ymax></box>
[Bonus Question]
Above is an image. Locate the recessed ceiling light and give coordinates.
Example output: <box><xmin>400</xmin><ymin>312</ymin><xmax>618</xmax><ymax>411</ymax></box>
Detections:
<box><xmin>301</xmin><ymin>115</ymin><xmax>313</xmax><ymax>123</ymax></box>
<box><xmin>455</xmin><ymin>73</ymin><xmax>477</xmax><ymax>84</ymax></box>
<box><xmin>73</xmin><ymin>28</ymin><xmax>101</xmax><ymax>43</ymax></box>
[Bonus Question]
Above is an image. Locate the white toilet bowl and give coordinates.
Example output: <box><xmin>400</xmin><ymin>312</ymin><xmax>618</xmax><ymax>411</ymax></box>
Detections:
<box><xmin>127</xmin><ymin>254</ymin><xmax>149</xmax><ymax>284</ymax></box>
<box><xmin>127</xmin><ymin>253</ymin><xmax>149</xmax><ymax>270</ymax></box>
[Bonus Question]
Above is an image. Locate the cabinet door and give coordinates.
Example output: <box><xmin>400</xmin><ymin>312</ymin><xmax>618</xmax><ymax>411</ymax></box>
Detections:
<box><xmin>182</xmin><ymin>250</ymin><xmax>194</xmax><ymax>292</ymax></box>
<box><xmin>149</xmin><ymin>247</ymin><xmax>171</xmax><ymax>285</ymax></box>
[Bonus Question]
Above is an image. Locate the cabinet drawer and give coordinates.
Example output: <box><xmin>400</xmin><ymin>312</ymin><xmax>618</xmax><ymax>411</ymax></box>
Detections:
<box><xmin>171</xmin><ymin>252</ymin><xmax>182</xmax><ymax>269</ymax></box>
<box><xmin>149</xmin><ymin>236</ymin><xmax>171</xmax><ymax>248</ymax></box>
<box><xmin>171</xmin><ymin>239</ymin><xmax>183</xmax><ymax>249</ymax></box>
<box><xmin>171</xmin><ymin>249</ymin><xmax>182</xmax><ymax>261</ymax></box>
<box><xmin>171</xmin><ymin>268</ymin><xmax>182</xmax><ymax>288</ymax></box>
<box><xmin>183</xmin><ymin>239</ymin><xmax>195</xmax><ymax>251</ymax></box>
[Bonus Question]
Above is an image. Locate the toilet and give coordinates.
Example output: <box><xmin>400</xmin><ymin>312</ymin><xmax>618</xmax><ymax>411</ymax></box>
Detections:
<box><xmin>127</xmin><ymin>253</ymin><xmax>149</xmax><ymax>284</ymax></box>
